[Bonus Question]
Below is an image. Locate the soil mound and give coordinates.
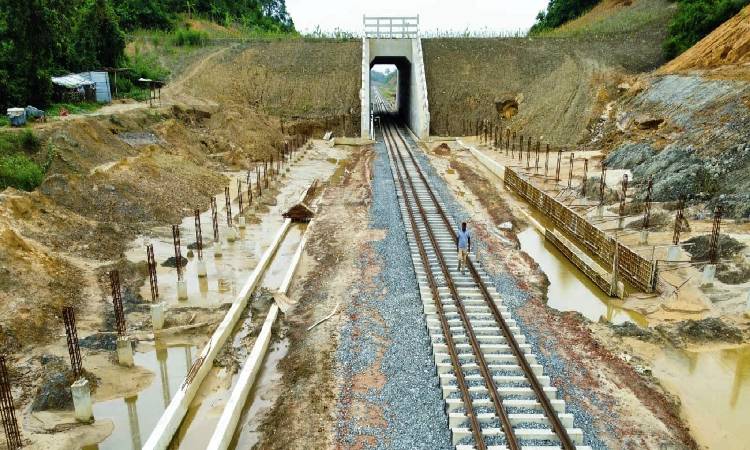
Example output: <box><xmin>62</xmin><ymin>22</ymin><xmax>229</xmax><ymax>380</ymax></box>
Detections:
<box><xmin>658</xmin><ymin>318</ymin><xmax>744</xmax><ymax>345</ymax></box>
<box><xmin>161</xmin><ymin>255</ymin><xmax>188</xmax><ymax>268</ymax></box>
<box><xmin>433</xmin><ymin>143</ymin><xmax>451</xmax><ymax>155</ymax></box>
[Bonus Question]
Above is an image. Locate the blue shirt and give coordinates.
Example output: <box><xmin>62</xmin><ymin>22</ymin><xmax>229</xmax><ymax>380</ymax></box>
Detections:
<box><xmin>457</xmin><ymin>229</ymin><xmax>470</xmax><ymax>249</ymax></box>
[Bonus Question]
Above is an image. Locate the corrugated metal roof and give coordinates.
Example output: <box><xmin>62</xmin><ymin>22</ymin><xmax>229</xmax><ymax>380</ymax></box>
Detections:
<box><xmin>51</xmin><ymin>73</ymin><xmax>96</xmax><ymax>88</ymax></box>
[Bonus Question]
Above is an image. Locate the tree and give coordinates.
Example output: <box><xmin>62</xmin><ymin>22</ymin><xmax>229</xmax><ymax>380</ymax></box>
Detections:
<box><xmin>530</xmin><ymin>0</ymin><xmax>601</xmax><ymax>32</ymax></box>
<box><xmin>664</xmin><ymin>0</ymin><xmax>750</xmax><ymax>58</ymax></box>
<box><xmin>73</xmin><ymin>0</ymin><xmax>126</xmax><ymax>69</ymax></box>
<box><xmin>0</xmin><ymin>0</ymin><xmax>56</xmax><ymax>106</ymax></box>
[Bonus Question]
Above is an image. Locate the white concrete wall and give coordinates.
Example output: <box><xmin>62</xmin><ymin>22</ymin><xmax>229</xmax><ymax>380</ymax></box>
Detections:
<box><xmin>363</xmin><ymin>38</ymin><xmax>430</xmax><ymax>140</ymax></box>
<box><xmin>360</xmin><ymin>37</ymin><xmax>370</xmax><ymax>139</ymax></box>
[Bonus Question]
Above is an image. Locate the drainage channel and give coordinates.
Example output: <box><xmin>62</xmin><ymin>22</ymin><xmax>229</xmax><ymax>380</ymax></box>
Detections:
<box><xmin>85</xmin><ymin>140</ymin><xmax>344</xmax><ymax>449</ymax></box>
<box><xmin>382</xmin><ymin>120</ymin><xmax>588</xmax><ymax>449</ymax></box>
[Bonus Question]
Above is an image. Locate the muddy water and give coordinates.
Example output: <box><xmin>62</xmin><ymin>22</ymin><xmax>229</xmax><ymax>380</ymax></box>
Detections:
<box><xmin>83</xmin><ymin>343</ymin><xmax>199</xmax><ymax>450</ymax></box>
<box><xmin>653</xmin><ymin>345</ymin><xmax>750</xmax><ymax>450</ymax></box>
<box><xmin>86</xmin><ymin>142</ymin><xmax>344</xmax><ymax>448</ymax></box>
<box><xmin>517</xmin><ymin>227</ymin><xmax>647</xmax><ymax>325</ymax></box>
<box><xmin>230</xmin><ymin>338</ymin><xmax>289</xmax><ymax>449</ymax></box>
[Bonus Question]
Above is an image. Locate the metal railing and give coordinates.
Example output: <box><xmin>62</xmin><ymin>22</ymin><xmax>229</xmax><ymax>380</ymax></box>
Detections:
<box><xmin>364</xmin><ymin>15</ymin><xmax>419</xmax><ymax>38</ymax></box>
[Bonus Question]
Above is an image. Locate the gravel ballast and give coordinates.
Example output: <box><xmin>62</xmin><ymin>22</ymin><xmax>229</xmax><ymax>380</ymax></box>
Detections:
<box><xmin>335</xmin><ymin>131</ymin><xmax>452</xmax><ymax>449</ymax></box>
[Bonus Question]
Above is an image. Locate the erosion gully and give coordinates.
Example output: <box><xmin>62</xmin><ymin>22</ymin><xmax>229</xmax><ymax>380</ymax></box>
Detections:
<box><xmin>83</xmin><ymin>142</ymin><xmax>346</xmax><ymax>449</ymax></box>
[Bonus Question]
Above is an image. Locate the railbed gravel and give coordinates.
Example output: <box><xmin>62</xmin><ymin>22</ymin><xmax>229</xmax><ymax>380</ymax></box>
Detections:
<box><xmin>401</xmin><ymin>130</ymin><xmax>608</xmax><ymax>449</ymax></box>
<box><xmin>334</xmin><ymin>131</ymin><xmax>452</xmax><ymax>449</ymax></box>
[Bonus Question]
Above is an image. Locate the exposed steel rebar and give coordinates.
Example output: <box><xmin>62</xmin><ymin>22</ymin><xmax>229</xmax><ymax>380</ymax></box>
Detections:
<box><xmin>544</xmin><ymin>144</ymin><xmax>550</xmax><ymax>177</ymax></box>
<box><xmin>62</xmin><ymin>306</ymin><xmax>83</xmax><ymax>380</ymax></box>
<box><xmin>708</xmin><ymin>206</ymin><xmax>722</xmax><ymax>264</ymax></box>
<box><xmin>210</xmin><ymin>196</ymin><xmax>219</xmax><ymax>242</ymax></box>
<box><xmin>581</xmin><ymin>159</ymin><xmax>589</xmax><ymax>196</ymax></box>
<box><xmin>194</xmin><ymin>210</ymin><xmax>203</xmax><ymax>261</ymax></box>
<box><xmin>619</xmin><ymin>174</ymin><xmax>629</xmax><ymax>217</ymax></box>
<box><xmin>146</xmin><ymin>244</ymin><xmax>158</xmax><ymax>301</ymax></box>
<box><xmin>0</xmin><ymin>356</ymin><xmax>21</xmax><ymax>450</ymax></box>
<box><xmin>172</xmin><ymin>225</ymin><xmax>184</xmax><ymax>282</ymax></box>
<box><xmin>109</xmin><ymin>270</ymin><xmax>126</xmax><ymax>336</ymax></box>
<box><xmin>224</xmin><ymin>187</ymin><xmax>233</xmax><ymax>228</ymax></box>
<box><xmin>599</xmin><ymin>165</ymin><xmax>607</xmax><ymax>206</ymax></box>
<box><xmin>556</xmin><ymin>149</ymin><xmax>562</xmax><ymax>182</ymax></box>
<box><xmin>642</xmin><ymin>177</ymin><xmax>654</xmax><ymax>230</ymax></box>
<box><xmin>568</xmin><ymin>153</ymin><xmax>574</xmax><ymax>188</ymax></box>
<box><xmin>672</xmin><ymin>200</ymin><xmax>685</xmax><ymax>245</ymax></box>
<box><xmin>237</xmin><ymin>180</ymin><xmax>244</xmax><ymax>215</ymax></box>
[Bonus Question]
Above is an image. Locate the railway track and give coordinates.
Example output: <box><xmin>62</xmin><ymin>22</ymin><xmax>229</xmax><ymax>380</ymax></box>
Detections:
<box><xmin>380</xmin><ymin>119</ymin><xmax>590</xmax><ymax>450</ymax></box>
<box><xmin>372</xmin><ymin>86</ymin><xmax>395</xmax><ymax>114</ymax></box>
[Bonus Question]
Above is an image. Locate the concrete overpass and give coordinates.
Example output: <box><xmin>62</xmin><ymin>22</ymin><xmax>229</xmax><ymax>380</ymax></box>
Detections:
<box><xmin>360</xmin><ymin>16</ymin><xmax>430</xmax><ymax>140</ymax></box>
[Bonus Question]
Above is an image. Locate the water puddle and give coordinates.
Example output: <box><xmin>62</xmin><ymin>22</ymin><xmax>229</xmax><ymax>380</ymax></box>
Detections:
<box><xmin>85</xmin><ymin>142</ymin><xmax>345</xmax><ymax>448</ymax></box>
<box><xmin>518</xmin><ymin>227</ymin><xmax>646</xmax><ymax>325</ymax></box>
<box><xmin>83</xmin><ymin>342</ymin><xmax>199</xmax><ymax>450</ymax></box>
<box><xmin>653</xmin><ymin>345</ymin><xmax>750</xmax><ymax>449</ymax></box>
<box><xmin>230</xmin><ymin>338</ymin><xmax>289</xmax><ymax>449</ymax></box>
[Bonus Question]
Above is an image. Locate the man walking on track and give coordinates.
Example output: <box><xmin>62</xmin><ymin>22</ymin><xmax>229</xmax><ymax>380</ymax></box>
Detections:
<box><xmin>457</xmin><ymin>222</ymin><xmax>471</xmax><ymax>273</ymax></box>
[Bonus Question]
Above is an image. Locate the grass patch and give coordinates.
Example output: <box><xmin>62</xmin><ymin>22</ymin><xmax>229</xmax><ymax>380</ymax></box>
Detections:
<box><xmin>0</xmin><ymin>116</ymin><xmax>9</xmax><ymax>128</ymax></box>
<box><xmin>47</xmin><ymin>102</ymin><xmax>101</xmax><ymax>117</ymax></box>
<box><xmin>171</xmin><ymin>28</ymin><xmax>209</xmax><ymax>46</ymax></box>
<box><xmin>0</xmin><ymin>154</ymin><xmax>44</xmax><ymax>191</ymax></box>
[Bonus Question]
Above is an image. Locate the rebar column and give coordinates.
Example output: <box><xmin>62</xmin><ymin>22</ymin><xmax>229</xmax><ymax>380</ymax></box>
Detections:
<box><xmin>210</xmin><ymin>196</ymin><xmax>219</xmax><ymax>242</ymax></box>
<box><xmin>237</xmin><ymin>180</ymin><xmax>243</xmax><ymax>215</ymax></box>
<box><xmin>567</xmin><ymin>153</ymin><xmax>574</xmax><ymax>188</ymax></box>
<box><xmin>146</xmin><ymin>244</ymin><xmax>158</xmax><ymax>301</ymax></box>
<box><xmin>672</xmin><ymin>201</ymin><xmax>685</xmax><ymax>245</ymax></box>
<box><xmin>224</xmin><ymin>187</ymin><xmax>232</xmax><ymax>228</ymax></box>
<box><xmin>555</xmin><ymin>149</ymin><xmax>562</xmax><ymax>182</ymax></box>
<box><xmin>581</xmin><ymin>159</ymin><xmax>589</xmax><ymax>196</ymax></box>
<box><xmin>62</xmin><ymin>306</ymin><xmax>83</xmax><ymax>379</ymax></box>
<box><xmin>0</xmin><ymin>356</ymin><xmax>22</xmax><ymax>450</ymax></box>
<box><xmin>642</xmin><ymin>177</ymin><xmax>654</xmax><ymax>230</ymax></box>
<box><xmin>618</xmin><ymin>174</ymin><xmax>629</xmax><ymax>217</ymax></box>
<box><xmin>109</xmin><ymin>270</ymin><xmax>126</xmax><ymax>336</ymax></box>
<box><xmin>707</xmin><ymin>206</ymin><xmax>723</xmax><ymax>264</ymax></box>
<box><xmin>518</xmin><ymin>135</ymin><xmax>523</xmax><ymax>162</ymax></box>
<box><xmin>599</xmin><ymin>165</ymin><xmax>607</xmax><ymax>206</ymax></box>
<box><xmin>172</xmin><ymin>225</ymin><xmax>183</xmax><ymax>282</ymax></box>
<box><xmin>194</xmin><ymin>210</ymin><xmax>203</xmax><ymax>261</ymax></box>
<box><xmin>544</xmin><ymin>144</ymin><xmax>550</xmax><ymax>177</ymax></box>
<box><xmin>534</xmin><ymin>142</ymin><xmax>540</xmax><ymax>173</ymax></box>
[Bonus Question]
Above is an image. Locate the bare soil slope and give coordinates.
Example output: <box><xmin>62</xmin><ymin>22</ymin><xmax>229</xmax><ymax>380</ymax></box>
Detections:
<box><xmin>660</xmin><ymin>4</ymin><xmax>750</xmax><ymax>78</ymax></box>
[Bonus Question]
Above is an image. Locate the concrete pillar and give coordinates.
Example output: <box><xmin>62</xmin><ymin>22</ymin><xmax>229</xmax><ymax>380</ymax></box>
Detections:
<box><xmin>596</xmin><ymin>205</ymin><xmax>604</xmax><ymax>218</ymax></box>
<box><xmin>701</xmin><ymin>264</ymin><xmax>717</xmax><ymax>287</ymax></box>
<box><xmin>238</xmin><ymin>217</ymin><xmax>246</xmax><ymax>229</ymax></box>
<box><xmin>639</xmin><ymin>230</ymin><xmax>649</xmax><ymax>245</ymax></box>
<box><xmin>227</xmin><ymin>228</ymin><xmax>237</xmax><ymax>243</ymax></box>
<box><xmin>746</xmin><ymin>290</ymin><xmax>750</xmax><ymax>313</ymax></box>
<box><xmin>151</xmin><ymin>302</ymin><xmax>166</xmax><ymax>330</ymax></box>
<box><xmin>117</xmin><ymin>337</ymin><xmax>134</xmax><ymax>367</ymax></box>
<box><xmin>214</xmin><ymin>241</ymin><xmax>223</xmax><ymax>258</ymax></box>
<box><xmin>667</xmin><ymin>245</ymin><xmax>681</xmax><ymax>262</ymax></box>
<box><xmin>197</xmin><ymin>260</ymin><xmax>207</xmax><ymax>278</ymax></box>
<box><xmin>177</xmin><ymin>280</ymin><xmax>188</xmax><ymax>300</ymax></box>
<box><xmin>71</xmin><ymin>378</ymin><xmax>93</xmax><ymax>422</ymax></box>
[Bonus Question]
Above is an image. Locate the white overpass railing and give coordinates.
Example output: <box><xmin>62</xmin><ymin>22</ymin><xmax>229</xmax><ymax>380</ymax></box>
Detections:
<box><xmin>364</xmin><ymin>15</ymin><xmax>419</xmax><ymax>38</ymax></box>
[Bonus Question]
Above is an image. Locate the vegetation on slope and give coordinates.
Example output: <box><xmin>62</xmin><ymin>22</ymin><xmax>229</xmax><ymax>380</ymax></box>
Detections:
<box><xmin>663</xmin><ymin>0</ymin><xmax>750</xmax><ymax>58</ymax></box>
<box><xmin>532</xmin><ymin>0</ymin><xmax>749</xmax><ymax>59</ymax></box>
<box><xmin>0</xmin><ymin>0</ymin><xmax>294</xmax><ymax>109</ymax></box>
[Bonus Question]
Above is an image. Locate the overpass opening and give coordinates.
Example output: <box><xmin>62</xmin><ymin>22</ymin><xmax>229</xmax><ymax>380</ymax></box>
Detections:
<box><xmin>370</xmin><ymin>60</ymin><xmax>410</xmax><ymax>119</ymax></box>
<box><xmin>360</xmin><ymin>16</ymin><xmax>430</xmax><ymax>140</ymax></box>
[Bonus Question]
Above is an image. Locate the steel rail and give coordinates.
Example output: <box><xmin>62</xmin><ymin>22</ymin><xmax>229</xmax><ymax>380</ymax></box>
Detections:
<box><xmin>382</xmin><ymin>124</ymin><xmax>487</xmax><ymax>449</ymax></box>
<box><xmin>389</xmin><ymin>123</ymin><xmax>577</xmax><ymax>450</ymax></box>
<box><xmin>384</xmin><ymin>121</ymin><xmax>520</xmax><ymax>449</ymax></box>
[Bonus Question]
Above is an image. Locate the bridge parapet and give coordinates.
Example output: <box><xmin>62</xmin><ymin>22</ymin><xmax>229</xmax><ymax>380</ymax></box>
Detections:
<box><xmin>363</xmin><ymin>15</ymin><xmax>419</xmax><ymax>39</ymax></box>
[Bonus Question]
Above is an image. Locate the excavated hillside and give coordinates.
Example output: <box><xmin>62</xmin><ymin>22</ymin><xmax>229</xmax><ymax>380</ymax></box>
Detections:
<box><xmin>660</xmin><ymin>4</ymin><xmax>750</xmax><ymax>77</ymax></box>
<box><xmin>423</xmin><ymin>0</ymin><xmax>676</xmax><ymax>146</ymax></box>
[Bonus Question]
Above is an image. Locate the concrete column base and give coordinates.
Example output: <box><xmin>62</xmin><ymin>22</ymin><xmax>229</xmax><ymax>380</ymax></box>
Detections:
<box><xmin>238</xmin><ymin>217</ymin><xmax>246</xmax><ymax>229</ymax></box>
<box><xmin>746</xmin><ymin>290</ymin><xmax>750</xmax><ymax>314</ymax></box>
<box><xmin>667</xmin><ymin>245</ymin><xmax>681</xmax><ymax>262</ymax></box>
<box><xmin>701</xmin><ymin>264</ymin><xmax>717</xmax><ymax>287</ymax></box>
<box><xmin>117</xmin><ymin>337</ymin><xmax>134</xmax><ymax>367</ymax></box>
<box><xmin>197</xmin><ymin>260</ymin><xmax>207</xmax><ymax>278</ymax></box>
<box><xmin>151</xmin><ymin>302</ymin><xmax>166</xmax><ymax>331</ymax></box>
<box><xmin>214</xmin><ymin>241</ymin><xmax>223</xmax><ymax>258</ymax></box>
<box><xmin>71</xmin><ymin>379</ymin><xmax>93</xmax><ymax>422</ymax></box>
<box><xmin>596</xmin><ymin>205</ymin><xmax>604</xmax><ymax>218</ymax></box>
<box><xmin>227</xmin><ymin>228</ymin><xmax>237</xmax><ymax>243</ymax></box>
<box><xmin>639</xmin><ymin>230</ymin><xmax>649</xmax><ymax>245</ymax></box>
<box><xmin>177</xmin><ymin>280</ymin><xmax>188</xmax><ymax>300</ymax></box>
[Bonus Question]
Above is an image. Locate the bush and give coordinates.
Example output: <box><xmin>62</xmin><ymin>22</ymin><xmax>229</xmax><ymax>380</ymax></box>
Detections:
<box><xmin>20</xmin><ymin>130</ymin><xmax>40</xmax><ymax>151</ymax></box>
<box><xmin>0</xmin><ymin>154</ymin><xmax>44</xmax><ymax>191</ymax></box>
<box><xmin>531</xmin><ymin>0</ymin><xmax>602</xmax><ymax>32</ymax></box>
<box><xmin>664</xmin><ymin>0</ymin><xmax>750</xmax><ymax>58</ymax></box>
<box><xmin>171</xmin><ymin>29</ymin><xmax>209</xmax><ymax>47</ymax></box>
